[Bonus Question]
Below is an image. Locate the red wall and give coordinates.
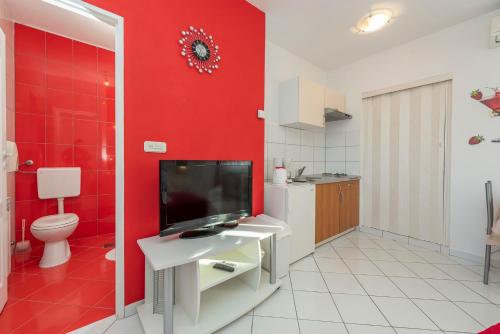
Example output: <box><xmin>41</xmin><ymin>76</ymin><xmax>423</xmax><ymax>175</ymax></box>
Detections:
<box><xmin>14</xmin><ymin>24</ymin><xmax>116</xmax><ymax>245</ymax></box>
<box><xmin>84</xmin><ymin>0</ymin><xmax>265</xmax><ymax>304</ymax></box>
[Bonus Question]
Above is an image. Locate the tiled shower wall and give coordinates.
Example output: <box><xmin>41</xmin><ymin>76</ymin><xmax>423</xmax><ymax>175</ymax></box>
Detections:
<box><xmin>325</xmin><ymin>127</ymin><xmax>361</xmax><ymax>175</ymax></box>
<box><xmin>14</xmin><ymin>24</ymin><xmax>115</xmax><ymax>244</ymax></box>
<box><xmin>264</xmin><ymin>122</ymin><xmax>326</xmax><ymax>180</ymax></box>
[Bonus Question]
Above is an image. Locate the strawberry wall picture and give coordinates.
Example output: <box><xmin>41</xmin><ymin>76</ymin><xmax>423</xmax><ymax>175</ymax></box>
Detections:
<box><xmin>179</xmin><ymin>26</ymin><xmax>221</xmax><ymax>74</ymax></box>
<box><xmin>468</xmin><ymin>87</ymin><xmax>500</xmax><ymax>145</ymax></box>
<box><xmin>471</xmin><ymin>87</ymin><xmax>500</xmax><ymax>117</ymax></box>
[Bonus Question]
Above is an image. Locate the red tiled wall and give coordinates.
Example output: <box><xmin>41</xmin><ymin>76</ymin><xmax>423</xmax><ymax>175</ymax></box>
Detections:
<box><xmin>14</xmin><ymin>24</ymin><xmax>115</xmax><ymax>245</ymax></box>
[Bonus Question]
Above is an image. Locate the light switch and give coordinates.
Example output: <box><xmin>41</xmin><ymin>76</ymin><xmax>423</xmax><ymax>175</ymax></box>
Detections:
<box><xmin>144</xmin><ymin>141</ymin><xmax>167</xmax><ymax>153</ymax></box>
<box><xmin>257</xmin><ymin>109</ymin><xmax>265</xmax><ymax>119</ymax></box>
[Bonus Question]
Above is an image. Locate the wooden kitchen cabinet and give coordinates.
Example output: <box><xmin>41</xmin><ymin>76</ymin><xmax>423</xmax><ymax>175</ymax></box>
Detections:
<box><xmin>339</xmin><ymin>180</ymin><xmax>360</xmax><ymax>233</ymax></box>
<box><xmin>315</xmin><ymin>180</ymin><xmax>359</xmax><ymax>244</ymax></box>
<box><xmin>315</xmin><ymin>183</ymin><xmax>340</xmax><ymax>243</ymax></box>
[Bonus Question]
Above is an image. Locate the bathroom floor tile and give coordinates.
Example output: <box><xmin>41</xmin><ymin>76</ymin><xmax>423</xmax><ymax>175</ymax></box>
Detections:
<box><xmin>3</xmin><ymin>234</ymin><xmax>116</xmax><ymax>333</ymax></box>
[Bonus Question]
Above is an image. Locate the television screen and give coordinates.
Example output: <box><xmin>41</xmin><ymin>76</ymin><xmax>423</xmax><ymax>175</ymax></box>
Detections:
<box><xmin>159</xmin><ymin>160</ymin><xmax>252</xmax><ymax>237</ymax></box>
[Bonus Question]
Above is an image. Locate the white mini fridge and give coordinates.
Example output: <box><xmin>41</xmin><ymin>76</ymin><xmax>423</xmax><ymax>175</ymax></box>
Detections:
<box><xmin>264</xmin><ymin>182</ymin><xmax>315</xmax><ymax>263</ymax></box>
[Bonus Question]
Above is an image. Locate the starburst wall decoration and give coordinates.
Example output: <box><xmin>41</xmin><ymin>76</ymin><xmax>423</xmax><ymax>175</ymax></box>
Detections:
<box><xmin>179</xmin><ymin>26</ymin><xmax>221</xmax><ymax>74</ymax></box>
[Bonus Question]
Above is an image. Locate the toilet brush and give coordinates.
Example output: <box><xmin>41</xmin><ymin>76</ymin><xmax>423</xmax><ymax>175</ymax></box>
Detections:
<box><xmin>15</xmin><ymin>219</ymin><xmax>31</xmax><ymax>253</ymax></box>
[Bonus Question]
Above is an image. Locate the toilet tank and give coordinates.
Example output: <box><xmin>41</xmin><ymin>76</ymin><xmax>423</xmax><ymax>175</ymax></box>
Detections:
<box><xmin>37</xmin><ymin>167</ymin><xmax>81</xmax><ymax>199</ymax></box>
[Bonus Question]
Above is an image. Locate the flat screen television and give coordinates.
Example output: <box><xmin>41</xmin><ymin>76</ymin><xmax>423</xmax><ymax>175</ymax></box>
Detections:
<box><xmin>159</xmin><ymin>160</ymin><xmax>252</xmax><ymax>238</ymax></box>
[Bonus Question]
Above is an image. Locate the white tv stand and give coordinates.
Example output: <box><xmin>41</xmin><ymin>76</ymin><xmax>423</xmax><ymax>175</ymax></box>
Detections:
<box><xmin>136</xmin><ymin>215</ymin><xmax>284</xmax><ymax>334</ymax></box>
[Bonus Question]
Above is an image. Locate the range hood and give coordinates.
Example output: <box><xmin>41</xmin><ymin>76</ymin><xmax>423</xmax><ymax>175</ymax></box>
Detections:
<box><xmin>324</xmin><ymin>107</ymin><xmax>352</xmax><ymax>122</ymax></box>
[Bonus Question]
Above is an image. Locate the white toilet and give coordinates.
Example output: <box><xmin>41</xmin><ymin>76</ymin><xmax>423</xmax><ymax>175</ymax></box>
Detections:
<box><xmin>31</xmin><ymin>167</ymin><xmax>81</xmax><ymax>268</ymax></box>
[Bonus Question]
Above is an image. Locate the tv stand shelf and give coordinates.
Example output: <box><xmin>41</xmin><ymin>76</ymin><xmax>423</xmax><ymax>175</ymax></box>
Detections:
<box><xmin>137</xmin><ymin>215</ymin><xmax>284</xmax><ymax>334</ymax></box>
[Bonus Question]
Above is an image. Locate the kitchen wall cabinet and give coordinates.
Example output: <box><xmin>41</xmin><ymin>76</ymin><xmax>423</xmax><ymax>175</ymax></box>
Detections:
<box><xmin>324</xmin><ymin>89</ymin><xmax>346</xmax><ymax>113</ymax></box>
<box><xmin>279</xmin><ymin>76</ymin><xmax>325</xmax><ymax>130</ymax></box>
<box><xmin>315</xmin><ymin>180</ymin><xmax>359</xmax><ymax>244</ymax></box>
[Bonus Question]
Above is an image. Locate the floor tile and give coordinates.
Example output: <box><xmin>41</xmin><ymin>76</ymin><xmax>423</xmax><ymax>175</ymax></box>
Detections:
<box><xmin>299</xmin><ymin>320</ymin><xmax>347</xmax><ymax>334</ymax></box>
<box><xmin>315</xmin><ymin>258</ymin><xmax>350</xmax><ymax>274</ymax></box>
<box><xmin>253</xmin><ymin>289</ymin><xmax>296</xmax><ymax>319</ymax></box>
<box><xmin>290</xmin><ymin>271</ymin><xmax>328</xmax><ymax>292</ymax></box>
<box><xmin>215</xmin><ymin>315</ymin><xmax>252</xmax><ymax>334</ymax></box>
<box><xmin>60</xmin><ymin>280</ymin><xmax>114</xmax><ymax>307</ymax></box>
<box><xmin>25</xmin><ymin>278</ymin><xmax>87</xmax><ymax>303</ymax></box>
<box><xmin>373</xmin><ymin>261</ymin><xmax>417</xmax><ymax>277</ymax></box>
<box><xmin>322</xmin><ymin>273</ymin><xmax>366</xmax><ymax>295</ymax></box>
<box><xmin>290</xmin><ymin>256</ymin><xmax>319</xmax><ymax>272</ymax></box>
<box><xmin>403</xmin><ymin>263</ymin><xmax>451</xmax><ymax>279</ymax></box>
<box><xmin>104</xmin><ymin>314</ymin><xmax>144</xmax><ymax>334</ymax></box>
<box><xmin>433</xmin><ymin>264</ymin><xmax>482</xmax><ymax>281</ymax></box>
<box><xmin>356</xmin><ymin>275</ymin><xmax>405</xmax><ymax>297</ymax></box>
<box><xmin>346</xmin><ymin>324</ymin><xmax>397</xmax><ymax>334</ymax></box>
<box><xmin>394</xmin><ymin>329</ymin><xmax>442</xmax><ymax>334</ymax></box>
<box><xmin>412</xmin><ymin>251</ymin><xmax>457</xmax><ymax>265</ymax></box>
<box><xmin>348</xmin><ymin>237</ymin><xmax>380</xmax><ymax>249</ymax></box>
<box><xmin>13</xmin><ymin>303</ymin><xmax>90</xmax><ymax>334</ymax></box>
<box><xmin>362</xmin><ymin>249</ymin><xmax>397</xmax><ymax>262</ymax></box>
<box><xmin>390</xmin><ymin>277</ymin><xmax>446</xmax><ymax>300</ymax></box>
<box><xmin>294</xmin><ymin>291</ymin><xmax>342</xmax><ymax>322</ymax></box>
<box><xmin>0</xmin><ymin>300</ymin><xmax>51</xmax><ymax>333</ymax></box>
<box><xmin>64</xmin><ymin>308</ymin><xmax>114</xmax><ymax>333</ymax></box>
<box><xmin>330</xmin><ymin>237</ymin><xmax>355</xmax><ymax>248</ymax></box>
<box><xmin>389</xmin><ymin>250</ymin><xmax>426</xmax><ymax>263</ymax></box>
<box><xmin>455</xmin><ymin>302</ymin><xmax>500</xmax><ymax>328</ymax></box>
<box><xmin>344</xmin><ymin>259</ymin><xmax>384</xmax><ymax>275</ymax></box>
<box><xmin>313</xmin><ymin>244</ymin><xmax>339</xmax><ymax>259</ymax></box>
<box><xmin>332</xmin><ymin>294</ymin><xmax>388</xmax><ymax>326</ymax></box>
<box><xmin>280</xmin><ymin>274</ymin><xmax>292</xmax><ymax>290</ymax></box>
<box><xmin>372</xmin><ymin>296</ymin><xmax>438</xmax><ymax>330</ymax></box>
<box><xmin>252</xmin><ymin>316</ymin><xmax>300</xmax><ymax>334</ymax></box>
<box><xmin>461</xmin><ymin>281</ymin><xmax>500</xmax><ymax>304</ymax></box>
<box><xmin>335</xmin><ymin>247</ymin><xmax>368</xmax><ymax>260</ymax></box>
<box><xmin>413</xmin><ymin>299</ymin><xmax>483</xmax><ymax>333</ymax></box>
<box><xmin>374</xmin><ymin>239</ymin><xmax>408</xmax><ymax>251</ymax></box>
<box><xmin>425</xmin><ymin>279</ymin><xmax>489</xmax><ymax>303</ymax></box>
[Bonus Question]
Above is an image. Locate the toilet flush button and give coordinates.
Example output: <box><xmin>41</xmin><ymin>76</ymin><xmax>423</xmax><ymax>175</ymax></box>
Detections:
<box><xmin>144</xmin><ymin>141</ymin><xmax>167</xmax><ymax>153</ymax></box>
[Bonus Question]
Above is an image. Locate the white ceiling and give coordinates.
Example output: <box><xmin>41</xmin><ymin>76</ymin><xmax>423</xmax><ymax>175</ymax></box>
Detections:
<box><xmin>248</xmin><ymin>0</ymin><xmax>500</xmax><ymax>70</ymax></box>
<box><xmin>3</xmin><ymin>0</ymin><xmax>114</xmax><ymax>50</ymax></box>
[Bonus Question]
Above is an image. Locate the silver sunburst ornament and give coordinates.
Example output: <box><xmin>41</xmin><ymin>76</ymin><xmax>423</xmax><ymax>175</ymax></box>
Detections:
<box><xmin>179</xmin><ymin>26</ymin><xmax>221</xmax><ymax>74</ymax></box>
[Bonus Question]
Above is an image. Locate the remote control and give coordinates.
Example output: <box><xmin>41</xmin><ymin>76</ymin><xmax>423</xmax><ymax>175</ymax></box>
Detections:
<box><xmin>213</xmin><ymin>262</ymin><xmax>235</xmax><ymax>272</ymax></box>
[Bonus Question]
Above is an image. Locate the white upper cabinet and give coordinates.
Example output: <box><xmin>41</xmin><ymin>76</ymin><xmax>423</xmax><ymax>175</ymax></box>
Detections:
<box><xmin>324</xmin><ymin>89</ymin><xmax>345</xmax><ymax>113</ymax></box>
<box><xmin>279</xmin><ymin>77</ymin><xmax>325</xmax><ymax>130</ymax></box>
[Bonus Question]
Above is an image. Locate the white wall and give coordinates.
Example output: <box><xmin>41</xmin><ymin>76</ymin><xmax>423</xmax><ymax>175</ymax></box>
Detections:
<box><xmin>264</xmin><ymin>41</ymin><xmax>327</xmax><ymax>180</ymax></box>
<box><xmin>325</xmin><ymin>10</ymin><xmax>500</xmax><ymax>260</ymax></box>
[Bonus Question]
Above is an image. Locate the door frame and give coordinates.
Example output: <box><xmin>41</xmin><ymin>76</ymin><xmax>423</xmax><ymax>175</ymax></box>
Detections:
<box><xmin>361</xmin><ymin>75</ymin><xmax>453</xmax><ymax>248</ymax></box>
<box><xmin>50</xmin><ymin>0</ymin><xmax>126</xmax><ymax>319</ymax></box>
<box><xmin>0</xmin><ymin>26</ymin><xmax>7</xmax><ymax>312</ymax></box>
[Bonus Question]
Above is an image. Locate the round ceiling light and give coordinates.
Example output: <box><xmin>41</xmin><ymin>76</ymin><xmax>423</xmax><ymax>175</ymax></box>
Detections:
<box><xmin>356</xmin><ymin>9</ymin><xmax>393</xmax><ymax>33</ymax></box>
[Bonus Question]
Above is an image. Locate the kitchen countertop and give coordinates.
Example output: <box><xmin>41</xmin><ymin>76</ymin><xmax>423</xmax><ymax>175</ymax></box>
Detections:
<box><xmin>294</xmin><ymin>174</ymin><xmax>361</xmax><ymax>185</ymax></box>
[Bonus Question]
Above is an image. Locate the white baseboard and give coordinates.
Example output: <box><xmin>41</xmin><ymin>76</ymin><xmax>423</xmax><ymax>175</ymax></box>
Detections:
<box><xmin>357</xmin><ymin>226</ymin><xmax>383</xmax><ymax>237</ymax></box>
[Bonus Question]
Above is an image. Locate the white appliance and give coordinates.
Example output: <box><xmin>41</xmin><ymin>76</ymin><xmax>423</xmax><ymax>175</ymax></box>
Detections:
<box><xmin>264</xmin><ymin>182</ymin><xmax>315</xmax><ymax>263</ymax></box>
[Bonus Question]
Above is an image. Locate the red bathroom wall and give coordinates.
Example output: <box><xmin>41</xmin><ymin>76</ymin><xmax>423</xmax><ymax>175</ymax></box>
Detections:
<box><xmin>14</xmin><ymin>24</ymin><xmax>116</xmax><ymax>245</ymax></box>
<box><xmin>83</xmin><ymin>0</ymin><xmax>265</xmax><ymax>304</ymax></box>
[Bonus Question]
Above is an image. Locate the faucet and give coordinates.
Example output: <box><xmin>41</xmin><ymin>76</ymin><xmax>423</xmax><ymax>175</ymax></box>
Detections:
<box><xmin>297</xmin><ymin>166</ymin><xmax>306</xmax><ymax>177</ymax></box>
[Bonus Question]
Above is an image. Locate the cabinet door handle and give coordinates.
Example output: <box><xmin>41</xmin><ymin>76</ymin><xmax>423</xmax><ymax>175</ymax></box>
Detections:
<box><xmin>340</xmin><ymin>191</ymin><xmax>344</xmax><ymax>204</ymax></box>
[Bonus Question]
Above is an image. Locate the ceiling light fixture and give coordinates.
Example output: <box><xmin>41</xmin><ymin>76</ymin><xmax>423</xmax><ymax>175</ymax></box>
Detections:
<box><xmin>356</xmin><ymin>9</ymin><xmax>393</xmax><ymax>33</ymax></box>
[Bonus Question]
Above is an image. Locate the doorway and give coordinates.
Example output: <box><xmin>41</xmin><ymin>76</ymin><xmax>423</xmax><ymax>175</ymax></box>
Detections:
<box><xmin>361</xmin><ymin>80</ymin><xmax>451</xmax><ymax>246</ymax></box>
<box><xmin>0</xmin><ymin>0</ymin><xmax>124</xmax><ymax>332</ymax></box>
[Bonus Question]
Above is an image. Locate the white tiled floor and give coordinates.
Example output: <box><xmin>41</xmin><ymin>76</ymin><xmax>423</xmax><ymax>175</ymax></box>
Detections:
<box><xmin>102</xmin><ymin>231</ymin><xmax>500</xmax><ymax>334</ymax></box>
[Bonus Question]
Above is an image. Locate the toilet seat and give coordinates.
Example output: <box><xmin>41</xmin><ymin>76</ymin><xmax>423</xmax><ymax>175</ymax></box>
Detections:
<box><xmin>31</xmin><ymin>213</ymin><xmax>79</xmax><ymax>231</ymax></box>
